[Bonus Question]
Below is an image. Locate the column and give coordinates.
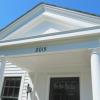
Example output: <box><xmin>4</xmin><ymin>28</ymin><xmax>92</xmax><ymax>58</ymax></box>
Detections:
<box><xmin>91</xmin><ymin>49</ymin><xmax>100</xmax><ymax>100</ymax></box>
<box><xmin>0</xmin><ymin>56</ymin><xmax>6</xmax><ymax>100</ymax></box>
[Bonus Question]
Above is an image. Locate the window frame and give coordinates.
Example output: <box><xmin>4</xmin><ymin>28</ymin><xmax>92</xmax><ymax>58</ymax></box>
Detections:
<box><xmin>1</xmin><ymin>77</ymin><xmax>22</xmax><ymax>100</ymax></box>
<box><xmin>49</xmin><ymin>77</ymin><xmax>80</xmax><ymax>100</ymax></box>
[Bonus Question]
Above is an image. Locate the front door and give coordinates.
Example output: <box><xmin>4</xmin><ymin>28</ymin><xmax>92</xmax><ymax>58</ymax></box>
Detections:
<box><xmin>49</xmin><ymin>77</ymin><xmax>80</xmax><ymax>100</ymax></box>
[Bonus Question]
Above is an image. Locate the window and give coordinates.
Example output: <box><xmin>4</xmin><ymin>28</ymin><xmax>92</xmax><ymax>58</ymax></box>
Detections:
<box><xmin>49</xmin><ymin>77</ymin><xmax>80</xmax><ymax>100</ymax></box>
<box><xmin>1</xmin><ymin>77</ymin><xmax>21</xmax><ymax>100</ymax></box>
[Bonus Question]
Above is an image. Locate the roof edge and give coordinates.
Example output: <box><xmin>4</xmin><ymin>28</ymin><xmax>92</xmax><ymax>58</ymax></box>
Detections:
<box><xmin>1</xmin><ymin>3</ymin><xmax>100</xmax><ymax>32</ymax></box>
<box><xmin>0</xmin><ymin>2</ymin><xmax>100</xmax><ymax>40</ymax></box>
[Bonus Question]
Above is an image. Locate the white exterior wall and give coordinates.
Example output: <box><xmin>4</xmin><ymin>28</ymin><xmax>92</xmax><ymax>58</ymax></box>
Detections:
<box><xmin>2</xmin><ymin>61</ymin><xmax>93</xmax><ymax>100</ymax></box>
<box><xmin>30</xmin><ymin>65</ymin><xmax>92</xmax><ymax>100</ymax></box>
<box><xmin>3</xmin><ymin>61</ymin><xmax>33</xmax><ymax>100</ymax></box>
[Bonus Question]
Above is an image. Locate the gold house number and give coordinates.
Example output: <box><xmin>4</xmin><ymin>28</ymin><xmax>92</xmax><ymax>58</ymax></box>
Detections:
<box><xmin>35</xmin><ymin>47</ymin><xmax>47</xmax><ymax>53</ymax></box>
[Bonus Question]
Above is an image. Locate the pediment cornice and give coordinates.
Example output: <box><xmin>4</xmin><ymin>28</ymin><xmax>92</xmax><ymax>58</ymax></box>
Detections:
<box><xmin>0</xmin><ymin>3</ymin><xmax>100</xmax><ymax>41</ymax></box>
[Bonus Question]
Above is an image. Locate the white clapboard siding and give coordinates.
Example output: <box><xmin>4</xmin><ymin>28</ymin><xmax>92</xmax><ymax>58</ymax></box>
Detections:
<box><xmin>3</xmin><ymin>61</ymin><xmax>32</xmax><ymax>100</ymax></box>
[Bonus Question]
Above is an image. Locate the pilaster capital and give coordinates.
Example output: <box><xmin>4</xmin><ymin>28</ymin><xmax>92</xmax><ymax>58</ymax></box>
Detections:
<box><xmin>91</xmin><ymin>48</ymin><xmax>100</xmax><ymax>55</ymax></box>
<box><xmin>0</xmin><ymin>55</ymin><xmax>6</xmax><ymax>63</ymax></box>
<box><xmin>0</xmin><ymin>55</ymin><xmax>5</xmax><ymax>59</ymax></box>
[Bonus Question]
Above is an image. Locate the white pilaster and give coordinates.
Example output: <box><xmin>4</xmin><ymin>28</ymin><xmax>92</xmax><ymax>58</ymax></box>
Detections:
<box><xmin>91</xmin><ymin>49</ymin><xmax>100</xmax><ymax>100</ymax></box>
<box><xmin>0</xmin><ymin>56</ymin><xmax>6</xmax><ymax>99</ymax></box>
<box><xmin>29</xmin><ymin>72</ymin><xmax>38</xmax><ymax>100</ymax></box>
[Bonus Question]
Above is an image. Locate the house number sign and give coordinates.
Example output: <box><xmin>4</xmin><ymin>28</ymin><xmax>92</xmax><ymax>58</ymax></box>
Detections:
<box><xmin>35</xmin><ymin>47</ymin><xmax>47</xmax><ymax>53</ymax></box>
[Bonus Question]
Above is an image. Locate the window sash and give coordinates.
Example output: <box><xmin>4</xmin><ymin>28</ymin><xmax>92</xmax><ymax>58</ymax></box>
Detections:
<box><xmin>1</xmin><ymin>77</ymin><xmax>21</xmax><ymax>100</ymax></box>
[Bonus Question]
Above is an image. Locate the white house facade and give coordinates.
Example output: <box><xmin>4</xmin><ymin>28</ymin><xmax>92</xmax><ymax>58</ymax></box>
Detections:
<box><xmin>0</xmin><ymin>3</ymin><xmax>100</xmax><ymax>100</ymax></box>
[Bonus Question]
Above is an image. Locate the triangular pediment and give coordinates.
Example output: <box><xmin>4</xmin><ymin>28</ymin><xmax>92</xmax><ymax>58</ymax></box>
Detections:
<box><xmin>1</xmin><ymin>3</ymin><xmax>100</xmax><ymax>41</ymax></box>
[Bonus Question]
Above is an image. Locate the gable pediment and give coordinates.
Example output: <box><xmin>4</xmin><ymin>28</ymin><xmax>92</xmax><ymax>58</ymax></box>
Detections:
<box><xmin>1</xmin><ymin>4</ymin><xmax>100</xmax><ymax>41</ymax></box>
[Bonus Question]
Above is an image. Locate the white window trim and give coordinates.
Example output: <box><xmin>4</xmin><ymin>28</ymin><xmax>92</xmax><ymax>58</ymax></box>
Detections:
<box><xmin>46</xmin><ymin>73</ymin><xmax>82</xmax><ymax>100</ymax></box>
<box><xmin>3</xmin><ymin>72</ymin><xmax>26</xmax><ymax>100</ymax></box>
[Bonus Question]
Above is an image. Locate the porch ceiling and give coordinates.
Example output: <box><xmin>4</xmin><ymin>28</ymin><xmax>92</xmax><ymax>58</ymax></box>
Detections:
<box><xmin>6</xmin><ymin>49</ymin><xmax>90</xmax><ymax>72</ymax></box>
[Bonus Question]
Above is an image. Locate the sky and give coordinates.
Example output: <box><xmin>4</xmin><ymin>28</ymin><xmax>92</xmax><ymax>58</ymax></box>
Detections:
<box><xmin>0</xmin><ymin>0</ymin><xmax>100</xmax><ymax>30</ymax></box>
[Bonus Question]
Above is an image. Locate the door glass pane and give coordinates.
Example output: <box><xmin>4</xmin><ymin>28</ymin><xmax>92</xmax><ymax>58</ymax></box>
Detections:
<box><xmin>3</xmin><ymin>87</ymin><xmax>9</xmax><ymax>96</ymax></box>
<box><xmin>8</xmin><ymin>88</ymin><xmax>14</xmax><ymax>96</ymax></box>
<box><xmin>14</xmin><ymin>88</ymin><xmax>19</xmax><ymax>97</ymax></box>
<box><xmin>9</xmin><ymin>79</ymin><xmax>15</xmax><ymax>86</ymax></box>
<box><xmin>5</xmin><ymin>79</ymin><xmax>10</xmax><ymax>86</ymax></box>
<box><xmin>15</xmin><ymin>80</ymin><xmax>20</xmax><ymax>87</ymax></box>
